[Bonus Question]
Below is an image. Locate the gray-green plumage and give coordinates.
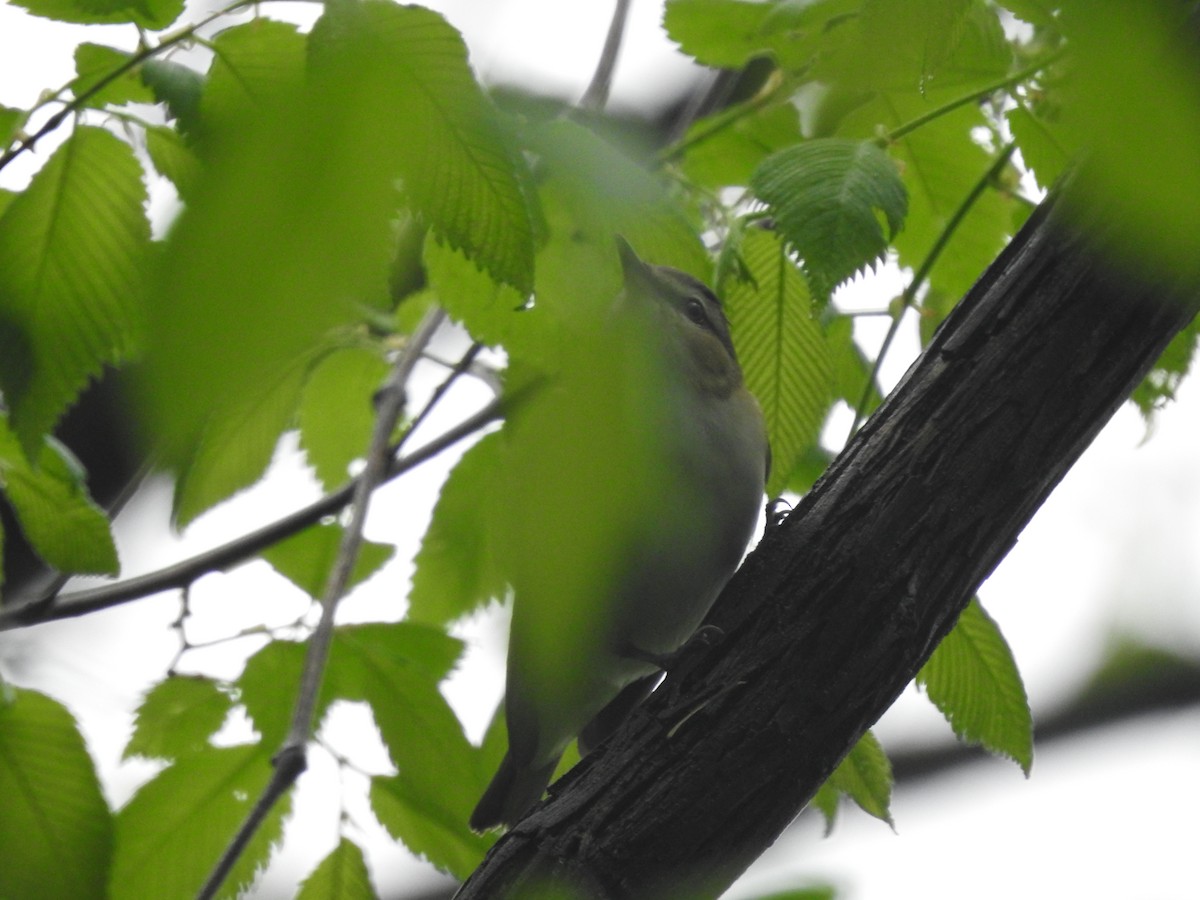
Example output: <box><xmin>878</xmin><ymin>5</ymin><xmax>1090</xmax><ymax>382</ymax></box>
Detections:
<box><xmin>470</xmin><ymin>240</ymin><xmax>768</xmax><ymax>832</ymax></box>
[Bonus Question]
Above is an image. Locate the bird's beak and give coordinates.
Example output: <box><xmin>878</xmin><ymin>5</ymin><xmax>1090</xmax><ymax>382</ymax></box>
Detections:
<box><xmin>616</xmin><ymin>236</ymin><xmax>657</xmax><ymax>296</ymax></box>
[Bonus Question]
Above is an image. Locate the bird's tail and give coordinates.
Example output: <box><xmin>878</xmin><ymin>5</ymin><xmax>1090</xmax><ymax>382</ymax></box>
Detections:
<box><xmin>469</xmin><ymin>750</ymin><xmax>559</xmax><ymax>832</ymax></box>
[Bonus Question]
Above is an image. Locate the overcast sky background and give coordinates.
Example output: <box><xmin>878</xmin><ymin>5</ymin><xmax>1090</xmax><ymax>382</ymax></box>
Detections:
<box><xmin>1</xmin><ymin>1</ymin><xmax>1198</xmax><ymax>897</ymax></box>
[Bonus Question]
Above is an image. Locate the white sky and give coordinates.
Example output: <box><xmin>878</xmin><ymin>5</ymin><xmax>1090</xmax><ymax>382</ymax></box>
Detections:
<box><xmin>1</xmin><ymin>1</ymin><xmax>1198</xmax><ymax>898</ymax></box>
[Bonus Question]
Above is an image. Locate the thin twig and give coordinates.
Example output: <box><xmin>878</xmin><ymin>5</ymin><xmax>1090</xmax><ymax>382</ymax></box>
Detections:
<box><xmin>578</xmin><ymin>0</ymin><xmax>633</xmax><ymax>113</ymax></box>
<box><xmin>0</xmin><ymin>320</ymin><xmax>488</xmax><ymax>632</ymax></box>
<box><xmin>848</xmin><ymin>141</ymin><xmax>1018</xmax><ymax>437</ymax></box>
<box><xmin>0</xmin><ymin>397</ymin><xmax>504</xmax><ymax>632</ymax></box>
<box><xmin>196</xmin><ymin>310</ymin><xmax>442</xmax><ymax>900</ymax></box>
<box><xmin>0</xmin><ymin>0</ymin><xmax>256</xmax><ymax>174</ymax></box>
<box><xmin>885</xmin><ymin>51</ymin><xmax>1064</xmax><ymax>144</ymax></box>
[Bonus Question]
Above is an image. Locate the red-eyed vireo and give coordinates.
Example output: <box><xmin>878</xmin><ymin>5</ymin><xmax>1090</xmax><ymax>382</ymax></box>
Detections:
<box><xmin>469</xmin><ymin>239</ymin><xmax>769</xmax><ymax>832</ymax></box>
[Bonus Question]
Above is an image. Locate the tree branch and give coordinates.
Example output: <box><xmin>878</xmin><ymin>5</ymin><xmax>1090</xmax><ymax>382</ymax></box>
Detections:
<box><xmin>0</xmin><ymin>338</ymin><xmax>500</xmax><ymax>633</ymax></box>
<box><xmin>578</xmin><ymin>0</ymin><xmax>633</xmax><ymax>113</ymax></box>
<box><xmin>455</xmin><ymin>172</ymin><xmax>1200</xmax><ymax>896</ymax></box>
<box><xmin>197</xmin><ymin>310</ymin><xmax>442</xmax><ymax>900</ymax></box>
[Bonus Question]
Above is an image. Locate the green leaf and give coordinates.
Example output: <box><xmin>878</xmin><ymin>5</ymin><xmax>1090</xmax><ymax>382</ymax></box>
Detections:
<box><xmin>819</xmin><ymin>729</ymin><xmax>894</xmax><ymax>831</ymax></box>
<box><xmin>862</xmin><ymin>0</ymin><xmax>1010</xmax><ymax>91</ymax></box>
<box><xmin>751</xmin><ymin>138</ymin><xmax>907</xmax><ymax>299</ymax></box>
<box><xmin>237</xmin><ymin>623</ymin><xmax>462</xmax><ymax>748</ymax></box>
<box><xmin>371</xmin><ymin>771</ymin><xmax>494</xmax><ymax>880</ymax></box>
<box><xmin>408</xmin><ymin>431</ymin><xmax>507</xmax><ymax>625</ymax></box>
<box><xmin>827</xmin><ymin>313</ymin><xmax>880</xmax><ymax>414</ymax></box>
<box><xmin>1058</xmin><ymin>1</ymin><xmax>1200</xmax><ymax>278</ymax></box>
<box><xmin>423</xmin><ymin>238</ymin><xmax>528</xmax><ymax>353</ymax></box>
<box><xmin>310</xmin><ymin>1</ymin><xmax>535</xmax><ymax>293</ymax></box>
<box><xmin>140</xmin><ymin>59</ymin><xmax>204</xmax><ymax>134</ymax></box>
<box><xmin>0</xmin><ymin>105</ymin><xmax>27</xmax><ymax>150</ymax></box>
<box><xmin>0</xmin><ymin>415</ymin><xmax>119</xmax><ymax>575</ymax></box>
<box><xmin>72</xmin><ymin>43</ymin><xmax>153</xmax><ymax>108</ymax></box>
<box><xmin>198</xmin><ymin>19</ymin><xmax>307</xmax><ymax>144</ymax></box>
<box><xmin>739</xmin><ymin>888</ymin><xmax>837</xmax><ymax>900</ymax></box>
<box><xmin>297</xmin><ymin>345</ymin><xmax>390</xmax><ymax>490</ymax></box>
<box><xmin>12</xmin><ymin>0</ymin><xmax>184</xmax><ymax>29</ymax></box>
<box><xmin>1007</xmin><ymin>105</ymin><xmax>1071</xmax><ymax>193</ymax></box>
<box><xmin>917</xmin><ymin>598</ymin><xmax>1033</xmax><ymax>773</ymax></box>
<box><xmin>843</xmin><ymin>95</ymin><xmax>1013</xmax><ymax>299</ymax></box>
<box><xmin>261</xmin><ymin>523</ymin><xmax>395</xmax><ymax>598</ymax></box>
<box><xmin>818</xmin><ymin>0</ymin><xmax>1012</xmax><ymax>94</ymax></box>
<box><xmin>721</xmin><ymin>227</ymin><xmax>833</xmax><ymax>498</ymax></box>
<box><xmin>111</xmin><ymin>744</ymin><xmax>290</xmax><ymax>900</ymax></box>
<box><xmin>1132</xmin><ymin>319</ymin><xmax>1198</xmax><ymax>421</ymax></box>
<box><xmin>296</xmin><ymin>838</ymin><xmax>378</xmax><ymax>900</ymax></box>
<box><xmin>510</xmin><ymin>120</ymin><xmax>709</xmax><ymax>373</ymax></box>
<box><xmin>323</xmin><ymin>627</ymin><xmax>497</xmax><ymax>878</ymax></box>
<box><xmin>530</xmin><ymin>119</ymin><xmax>709</xmax><ymax>284</ymax></box>
<box><xmin>664</xmin><ymin>0</ymin><xmax>857</xmax><ymax>71</ymax></box>
<box><xmin>123</xmin><ymin>675</ymin><xmax>232</xmax><ymax>762</ymax></box>
<box><xmin>171</xmin><ymin>347</ymin><xmax>314</xmax><ymax>526</ymax></box>
<box><xmin>0</xmin><ymin>126</ymin><xmax>148</xmax><ymax>453</ymax></box>
<box><xmin>678</xmin><ymin>101</ymin><xmax>804</xmax><ymax>188</ymax></box>
<box><xmin>237</xmin><ymin>638</ymin><xmax>311</xmax><ymax>748</ymax></box>
<box><xmin>0</xmin><ymin>687</ymin><xmax>113</xmax><ymax>900</ymax></box>
<box><xmin>144</xmin><ymin>124</ymin><xmax>202</xmax><ymax>200</ymax></box>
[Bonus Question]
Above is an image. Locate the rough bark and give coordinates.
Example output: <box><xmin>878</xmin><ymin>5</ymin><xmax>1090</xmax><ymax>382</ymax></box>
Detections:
<box><xmin>455</xmin><ymin>174</ymin><xmax>1200</xmax><ymax>898</ymax></box>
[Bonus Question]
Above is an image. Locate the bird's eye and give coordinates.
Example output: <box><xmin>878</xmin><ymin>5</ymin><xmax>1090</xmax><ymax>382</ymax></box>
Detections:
<box><xmin>684</xmin><ymin>298</ymin><xmax>708</xmax><ymax>326</ymax></box>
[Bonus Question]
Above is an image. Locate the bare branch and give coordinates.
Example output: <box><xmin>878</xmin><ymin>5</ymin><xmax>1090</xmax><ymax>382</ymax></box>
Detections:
<box><xmin>578</xmin><ymin>0</ymin><xmax>633</xmax><ymax>113</ymax></box>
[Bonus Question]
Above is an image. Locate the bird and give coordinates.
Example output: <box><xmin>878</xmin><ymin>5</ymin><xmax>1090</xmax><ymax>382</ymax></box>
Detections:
<box><xmin>469</xmin><ymin>238</ymin><xmax>769</xmax><ymax>832</ymax></box>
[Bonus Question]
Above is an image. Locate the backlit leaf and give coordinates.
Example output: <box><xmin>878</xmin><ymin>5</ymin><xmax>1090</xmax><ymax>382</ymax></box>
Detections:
<box><xmin>0</xmin><ymin>687</ymin><xmax>113</xmax><ymax>900</ymax></box>
<box><xmin>111</xmin><ymin>744</ymin><xmax>290</xmax><ymax>900</ymax></box>
<box><xmin>917</xmin><ymin>597</ymin><xmax>1032</xmax><ymax>773</ymax></box>
<box><xmin>722</xmin><ymin>227</ymin><xmax>833</xmax><ymax>497</ymax></box>
<box><xmin>0</xmin><ymin>126</ymin><xmax>148</xmax><ymax>453</ymax></box>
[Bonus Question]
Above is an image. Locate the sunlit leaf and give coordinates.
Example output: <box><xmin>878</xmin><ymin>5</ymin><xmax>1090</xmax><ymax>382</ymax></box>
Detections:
<box><xmin>144</xmin><ymin>124</ymin><xmax>202</xmax><ymax>200</ymax></box>
<box><xmin>71</xmin><ymin>44</ymin><xmax>153</xmax><ymax>108</ymax></box>
<box><xmin>310</xmin><ymin>1</ymin><xmax>535</xmax><ymax>293</ymax></box>
<box><xmin>0</xmin><ymin>105</ymin><xmax>27</xmax><ymax>150</ymax></box>
<box><xmin>198</xmin><ymin>19</ymin><xmax>307</xmax><ymax>145</ymax></box>
<box><xmin>296</xmin><ymin>838</ymin><xmax>378</xmax><ymax>900</ymax></box>
<box><xmin>0</xmin><ymin>414</ymin><xmax>118</xmax><ymax>575</ymax></box>
<box><xmin>423</xmin><ymin>238</ymin><xmax>528</xmax><ymax>353</ymax></box>
<box><xmin>111</xmin><ymin>744</ymin><xmax>290</xmax><ymax>900</ymax></box>
<box><xmin>13</xmin><ymin>0</ymin><xmax>184</xmax><ymax>29</ymax></box>
<box><xmin>1131</xmin><ymin>319</ymin><xmax>1198</xmax><ymax>421</ymax></box>
<box><xmin>0</xmin><ymin>687</ymin><xmax>113</xmax><ymax>900</ymax></box>
<box><xmin>370</xmin><ymin>771</ymin><xmax>493</xmax><ymax>879</ymax></box>
<box><xmin>261</xmin><ymin>523</ymin><xmax>395</xmax><ymax>598</ymax></box>
<box><xmin>917</xmin><ymin>597</ymin><xmax>1032</xmax><ymax>773</ymax></box>
<box><xmin>0</xmin><ymin>126</ymin><xmax>148</xmax><ymax>453</ymax></box>
<box><xmin>297</xmin><ymin>344</ymin><xmax>390</xmax><ymax>490</ymax></box>
<box><xmin>819</xmin><ymin>0</ymin><xmax>1012</xmax><ymax>93</ymax></box>
<box><xmin>124</xmin><ymin>675</ymin><xmax>233</xmax><ymax>762</ymax></box>
<box><xmin>678</xmin><ymin>101</ymin><xmax>803</xmax><ymax>188</ymax></box>
<box><xmin>814</xmin><ymin>729</ymin><xmax>894</xmax><ymax>833</ymax></box>
<box><xmin>1059</xmin><ymin>1</ymin><xmax>1200</xmax><ymax>278</ymax></box>
<box><xmin>1007</xmin><ymin>104</ymin><xmax>1072</xmax><ymax>193</ymax></box>
<box><xmin>722</xmin><ymin>227</ymin><xmax>833</xmax><ymax>497</ymax></box>
<box><xmin>664</xmin><ymin>0</ymin><xmax>857</xmax><ymax>71</ymax></box>
<box><xmin>171</xmin><ymin>347</ymin><xmax>315</xmax><ymax>526</ymax></box>
<box><xmin>408</xmin><ymin>431</ymin><xmax>506</xmax><ymax>625</ymax></box>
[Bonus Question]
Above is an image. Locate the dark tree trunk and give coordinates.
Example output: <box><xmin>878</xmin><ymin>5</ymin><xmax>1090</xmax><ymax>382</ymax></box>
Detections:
<box><xmin>455</xmin><ymin>173</ymin><xmax>1200</xmax><ymax>898</ymax></box>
